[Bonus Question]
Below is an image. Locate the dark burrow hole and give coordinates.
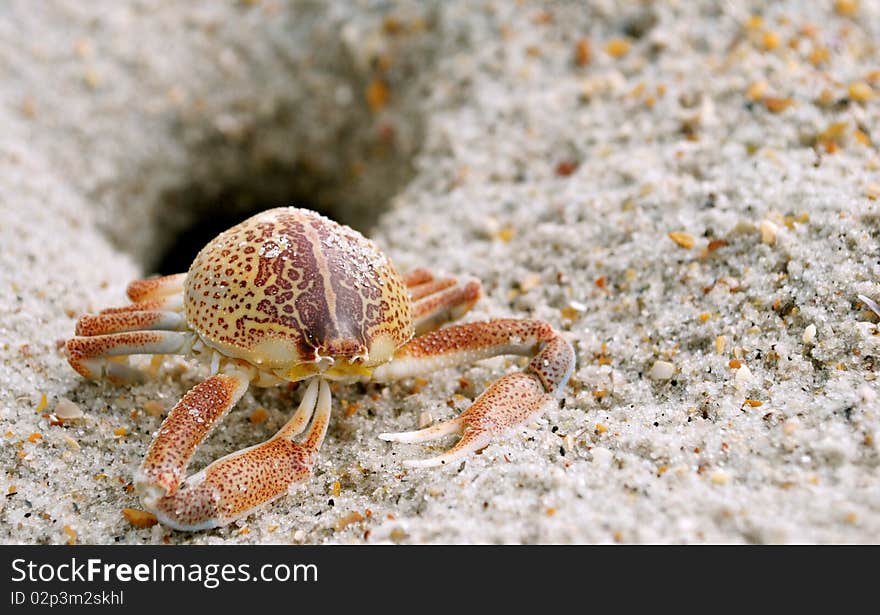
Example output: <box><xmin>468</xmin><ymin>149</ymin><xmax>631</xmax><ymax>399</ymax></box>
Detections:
<box><xmin>150</xmin><ymin>174</ymin><xmax>384</xmax><ymax>276</ymax></box>
<box><xmin>153</xmin><ymin>201</ymin><xmax>274</xmax><ymax>275</ymax></box>
<box><xmin>130</xmin><ymin>16</ymin><xmax>436</xmax><ymax>276</ymax></box>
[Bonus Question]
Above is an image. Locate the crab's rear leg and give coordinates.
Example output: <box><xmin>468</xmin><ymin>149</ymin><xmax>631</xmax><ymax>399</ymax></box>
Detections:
<box><xmin>75</xmin><ymin>310</ymin><xmax>187</xmax><ymax>336</ymax></box>
<box><xmin>374</xmin><ymin>319</ymin><xmax>575</xmax><ymax>467</ymax></box>
<box><xmin>66</xmin><ymin>331</ymin><xmax>192</xmax><ymax>383</ymax></box>
<box><xmin>68</xmin><ymin>274</ymin><xmax>189</xmax><ymax>381</ymax></box>
<box><xmin>403</xmin><ymin>268</ymin><xmax>434</xmax><ymax>287</ymax></box>
<box><xmin>145</xmin><ymin>379</ymin><xmax>332</xmax><ymax>531</ymax></box>
<box><xmin>403</xmin><ymin>268</ymin><xmax>482</xmax><ymax>333</ymax></box>
<box><xmin>125</xmin><ymin>273</ymin><xmax>186</xmax><ymax>302</ymax></box>
<box><xmin>411</xmin><ymin>277</ymin><xmax>481</xmax><ymax>335</ymax></box>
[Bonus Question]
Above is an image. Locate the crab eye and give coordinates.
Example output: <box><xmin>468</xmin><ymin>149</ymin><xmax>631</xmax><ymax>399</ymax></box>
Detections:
<box><xmin>302</xmin><ymin>328</ymin><xmax>318</xmax><ymax>349</ymax></box>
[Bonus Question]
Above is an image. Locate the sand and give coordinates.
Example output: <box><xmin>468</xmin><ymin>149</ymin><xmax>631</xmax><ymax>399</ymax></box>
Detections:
<box><xmin>1</xmin><ymin>0</ymin><xmax>878</xmax><ymax>544</ymax></box>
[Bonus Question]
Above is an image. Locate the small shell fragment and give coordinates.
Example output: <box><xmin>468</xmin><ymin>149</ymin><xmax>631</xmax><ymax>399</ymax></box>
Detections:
<box><xmin>334</xmin><ymin>511</ymin><xmax>364</xmax><ymax>532</ymax></box>
<box><xmin>763</xmin><ymin>97</ymin><xmax>794</xmax><ymax>113</ymax></box>
<box><xmin>668</xmin><ymin>231</ymin><xmax>695</xmax><ymax>249</ymax></box>
<box><xmin>54</xmin><ymin>398</ymin><xmax>83</xmax><ymax>420</ymax></box>
<box><xmin>858</xmin><ymin>294</ymin><xmax>880</xmax><ymax>318</ymax></box>
<box><xmin>561</xmin><ymin>301</ymin><xmax>587</xmax><ymax>321</ymax></box>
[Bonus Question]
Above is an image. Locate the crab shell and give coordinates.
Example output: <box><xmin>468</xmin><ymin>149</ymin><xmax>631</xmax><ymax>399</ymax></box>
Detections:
<box><xmin>184</xmin><ymin>207</ymin><xmax>413</xmax><ymax>380</ymax></box>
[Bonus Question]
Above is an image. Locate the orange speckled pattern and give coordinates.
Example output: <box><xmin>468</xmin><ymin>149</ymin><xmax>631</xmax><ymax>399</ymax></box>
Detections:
<box><xmin>66</xmin><ymin>331</ymin><xmax>180</xmax><ymax>379</ymax></box>
<box><xmin>152</xmin><ymin>437</ymin><xmax>314</xmax><ymax>530</ymax></box>
<box><xmin>400</xmin><ymin>318</ymin><xmax>554</xmax><ymax>358</ymax></box>
<box><xmin>377</xmin><ymin>319</ymin><xmax>575</xmax><ymax>467</ymax></box>
<box><xmin>136</xmin><ymin>372</ymin><xmax>249</xmax><ymax>498</ymax></box>
<box><xmin>526</xmin><ymin>337</ymin><xmax>575</xmax><ymax>397</ymax></box>
<box><xmin>459</xmin><ymin>372</ymin><xmax>549</xmax><ymax>433</ymax></box>
<box><xmin>148</xmin><ymin>379</ymin><xmax>332</xmax><ymax>530</ymax></box>
<box><xmin>99</xmin><ymin>295</ymin><xmax>182</xmax><ymax>314</ymax></box>
<box><xmin>75</xmin><ymin>310</ymin><xmax>182</xmax><ymax>336</ymax></box>
<box><xmin>184</xmin><ymin>207</ymin><xmax>413</xmax><ymax>369</ymax></box>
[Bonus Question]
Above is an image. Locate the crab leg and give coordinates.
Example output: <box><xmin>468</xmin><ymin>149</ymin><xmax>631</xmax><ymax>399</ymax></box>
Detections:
<box><xmin>375</xmin><ymin>319</ymin><xmax>575</xmax><ymax>467</ymax></box>
<box><xmin>75</xmin><ymin>310</ymin><xmax>186</xmax><ymax>336</ymax></box>
<box><xmin>98</xmin><ymin>293</ymin><xmax>184</xmax><ymax>314</ymax></box>
<box><xmin>126</xmin><ymin>273</ymin><xmax>187</xmax><ymax>302</ymax></box>
<box><xmin>66</xmin><ymin>330</ymin><xmax>192</xmax><ymax>383</ymax></box>
<box><xmin>403</xmin><ymin>268</ymin><xmax>434</xmax><ymax>287</ymax></box>
<box><xmin>134</xmin><ymin>367</ymin><xmax>255</xmax><ymax>505</ymax></box>
<box><xmin>145</xmin><ymin>379</ymin><xmax>332</xmax><ymax>531</ymax></box>
<box><xmin>408</xmin><ymin>277</ymin><xmax>457</xmax><ymax>301</ymax></box>
<box><xmin>412</xmin><ymin>278</ymin><xmax>482</xmax><ymax>335</ymax></box>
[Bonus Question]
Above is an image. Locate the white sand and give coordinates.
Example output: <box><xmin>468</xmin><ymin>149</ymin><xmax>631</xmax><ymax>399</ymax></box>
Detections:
<box><xmin>1</xmin><ymin>0</ymin><xmax>878</xmax><ymax>544</ymax></box>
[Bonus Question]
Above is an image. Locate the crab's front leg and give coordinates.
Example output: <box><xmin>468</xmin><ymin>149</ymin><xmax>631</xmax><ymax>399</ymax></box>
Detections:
<box><xmin>136</xmin><ymin>377</ymin><xmax>332</xmax><ymax>531</ymax></box>
<box><xmin>373</xmin><ymin>319</ymin><xmax>575</xmax><ymax>467</ymax></box>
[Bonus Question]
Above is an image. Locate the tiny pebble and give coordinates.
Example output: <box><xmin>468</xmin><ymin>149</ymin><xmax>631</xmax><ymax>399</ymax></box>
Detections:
<box><xmin>122</xmin><ymin>508</ymin><xmax>159</xmax><ymax>529</ymax></box>
<box><xmin>760</xmin><ymin>219</ymin><xmax>778</xmax><ymax>245</ymax></box>
<box><xmin>710</xmin><ymin>470</ymin><xmax>729</xmax><ymax>485</ymax></box>
<box><xmin>802</xmin><ymin>324</ymin><xmax>817</xmax><ymax>344</ymax></box>
<box><xmin>649</xmin><ymin>360</ymin><xmax>675</xmax><ymax>380</ymax></box>
<box><xmin>334</xmin><ymin>511</ymin><xmax>364</xmax><ymax>532</ymax></box>
<box><xmin>734</xmin><ymin>364</ymin><xmax>753</xmax><ymax>390</ymax></box>
<box><xmin>142</xmin><ymin>401</ymin><xmax>164</xmax><ymax>417</ymax></box>
<box><xmin>848</xmin><ymin>81</ymin><xmax>873</xmax><ymax>103</ymax></box>
<box><xmin>518</xmin><ymin>273</ymin><xmax>542</xmax><ymax>292</ymax></box>
<box><xmin>834</xmin><ymin>0</ymin><xmax>859</xmax><ymax>17</ymax></box>
<box><xmin>605</xmin><ymin>39</ymin><xmax>630</xmax><ymax>58</ymax></box>
<box><xmin>668</xmin><ymin>231</ymin><xmax>695</xmax><ymax>249</ymax></box>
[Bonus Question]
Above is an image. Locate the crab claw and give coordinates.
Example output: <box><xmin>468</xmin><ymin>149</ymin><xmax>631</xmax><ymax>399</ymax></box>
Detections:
<box><xmin>140</xmin><ymin>379</ymin><xmax>332</xmax><ymax>531</ymax></box>
<box><xmin>380</xmin><ymin>372</ymin><xmax>559</xmax><ymax>467</ymax></box>
<box><xmin>378</xmin><ymin>325</ymin><xmax>575</xmax><ymax>468</ymax></box>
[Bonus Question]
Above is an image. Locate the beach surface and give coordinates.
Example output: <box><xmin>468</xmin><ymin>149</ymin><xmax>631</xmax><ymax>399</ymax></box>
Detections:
<box><xmin>1</xmin><ymin>0</ymin><xmax>878</xmax><ymax>544</ymax></box>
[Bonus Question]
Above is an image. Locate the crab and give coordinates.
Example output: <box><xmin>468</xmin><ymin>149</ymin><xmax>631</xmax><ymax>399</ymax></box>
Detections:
<box><xmin>66</xmin><ymin>207</ymin><xmax>575</xmax><ymax>531</ymax></box>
